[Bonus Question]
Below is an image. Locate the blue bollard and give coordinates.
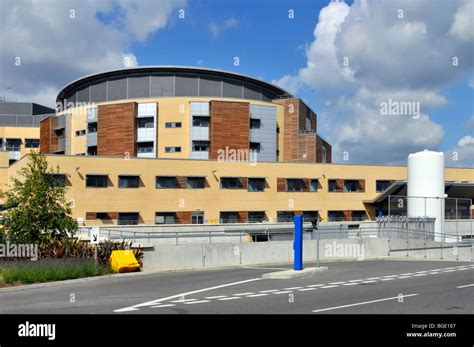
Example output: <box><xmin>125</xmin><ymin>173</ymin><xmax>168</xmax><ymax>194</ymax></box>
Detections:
<box><xmin>294</xmin><ymin>215</ymin><xmax>303</xmax><ymax>270</ymax></box>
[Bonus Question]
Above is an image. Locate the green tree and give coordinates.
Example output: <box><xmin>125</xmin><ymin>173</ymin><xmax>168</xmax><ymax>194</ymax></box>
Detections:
<box><xmin>2</xmin><ymin>151</ymin><xmax>77</xmax><ymax>243</ymax></box>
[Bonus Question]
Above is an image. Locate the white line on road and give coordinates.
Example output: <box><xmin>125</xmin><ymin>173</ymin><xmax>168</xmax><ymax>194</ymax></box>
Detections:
<box><xmin>329</xmin><ymin>282</ymin><xmax>346</xmax><ymax>285</ymax></box>
<box><xmin>247</xmin><ymin>293</ymin><xmax>269</xmax><ymax>297</ymax></box>
<box><xmin>443</xmin><ymin>270</ymin><xmax>456</xmax><ymax>272</ymax></box>
<box><xmin>321</xmin><ymin>285</ymin><xmax>339</xmax><ymax>288</ymax></box>
<box><xmin>348</xmin><ymin>280</ymin><xmax>363</xmax><ymax>283</ymax></box>
<box><xmin>342</xmin><ymin>283</ymin><xmax>359</xmax><ymax>286</ymax></box>
<box><xmin>413</xmin><ymin>274</ymin><xmax>427</xmax><ymax>277</ymax></box>
<box><xmin>205</xmin><ymin>295</ymin><xmax>227</xmax><ymax>299</ymax></box>
<box><xmin>171</xmin><ymin>298</ymin><xmax>198</xmax><ymax>303</ymax></box>
<box><xmin>367</xmin><ymin>277</ymin><xmax>381</xmax><ymax>280</ymax></box>
<box><xmin>383</xmin><ymin>275</ymin><xmax>398</xmax><ymax>278</ymax></box>
<box><xmin>234</xmin><ymin>292</ymin><xmax>254</xmax><ymax>296</ymax></box>
<box><xmin>456</xmin><ymin>284</ymin><xmax>474</xmax><ymax>289</ymax></box>
<box><xmin>361</xmin><ymin>280</ymin><xmax>377</xmax><ymax>284</ymax></box>
<box><xmin>114</xmin><ymin>277</ymin><xmax>261</xmax><ymax>312</ymax></box>
<box><xmin>284</xmin><ymin>287</ymin><xmax>303</xmax><ymax>290</ymax></box>
<box><xmin>400</xmin><ymin>273</ymin><xmax>413</xmax><ymax>275</ymax></box>
<box><xmin>380</xmin><ymin>278</ymin><xmax>395</xmax><ymax>281</ymax></box>
<box><xmin>218</xmin><ymin>297</ymin><xmax>241</xmax><ymax>301</ymax></box>
<box><xmin>272</xmin><ymin>291</ymin><xmax>293</xmax><ymax>294</ymax></box>
<box><xmin>307</xmin><ymin>284</ymin><xmax>327</xmax><ymax>287</ymax></box>
<box><xmin>428</xmin><ymin>272</ymin><xmax>440</xmax><ymax>275</ymax></box>
<box><xmin>397</xmin><ymin>276</ymin><xmax>412</xmax><ymax>279</ymax></box>
<box><xmin>259</xmin><ymin>289</ymin><xmax>279</xmax><ymax>293</ymax></box>
<box><xmin>184</xmin><ymin>300</ymin><xmax>211</xmax><ymax>305</ymax></box>
<box><xmin>298</xmin><ymin>288</ymin><xmax>318</xmax><ymax>291</ymax></box>
<box><xmin>312</xmin><ymin>294</ymin><xmax>418</xmax><ymax>313</ymax></box>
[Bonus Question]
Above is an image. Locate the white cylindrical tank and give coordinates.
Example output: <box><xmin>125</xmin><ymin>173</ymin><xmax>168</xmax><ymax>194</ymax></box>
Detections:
<box><xmin>407</xmin><ymin>150</ymin><xmax>445</xmax><ymax>241</ymax></box>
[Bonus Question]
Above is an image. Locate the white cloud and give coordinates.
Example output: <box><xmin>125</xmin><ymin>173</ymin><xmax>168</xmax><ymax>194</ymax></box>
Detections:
<box><xmin>272</xmin><ymin>74</ymin><xmax>301</xmax><ymax>95</ymax></box>
<box><xmin>449</xmin><ymin>0</ymin><xmax>474</xmax><ymax>42</ymax></box>
<box><xmin>445</xmin><ymin>135</ymin><xmax>474</xmax><ymax>167</ymax></box>
<box><xmin>275</xmin><ymin>0</ymin><xmax>474</xmax><ymax>165</ymax></box>
<box><xmin>0</xmin><ymin>0</ymin><xmax>185</xmax><ymax>107</ymax></box>
<box><xmin>209</xmin><ymin>16</ymin><xmax>239</xmax><ymax>38</ymax></box>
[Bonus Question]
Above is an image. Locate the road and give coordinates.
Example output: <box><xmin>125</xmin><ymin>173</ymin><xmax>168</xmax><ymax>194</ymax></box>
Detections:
<box><xmin>0</xmin><ymin>260</ymin><xmax>472</xmax><ymax>314</ymax></box>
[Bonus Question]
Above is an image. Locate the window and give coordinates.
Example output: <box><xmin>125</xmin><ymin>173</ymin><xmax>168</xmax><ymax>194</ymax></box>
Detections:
<box><xmin>322</xmin><ymin>145</ymin><xmax>327</xmax><ymax>163</ymax></box>
<box><xmin>25</xmin><ymin>139</ymin><xmax>39</xmax><ymax>148</ymax></box>
<box><xmin>87</xmin><ymin>146</ymin><xmax>97</xmax><ymax>156</ymax></box>
<box><xmin>250</xmin><ymin>142</ymin><xmax>261</xmax><ymax>153</ymax></box>
<box><xmin>328</xmin><ymin>211</ymin><xmax>344</xmax><ymax>222</ymax></box>
<box><xmin>192</xmin><ymin>116</ymin><xmax>209</xmax><ymax>127</ymax></box>
<box><xmin>248</xmin><ymin>211</ymin><xmax>266</xmax><ymax>223</ymax></box>
<box><xmin>86</xmin><ymin>175</ymin><xmax>108</xmax><ymax>188</ymax></box>
<box><xmin>96</xmin><ymin>213</ymin><xmax>110</xmax><ymax>220</ymax></box>
<box><xmin>250</xmin><ymin>118</ymin><xmax>261</xmax><ymax>129</ymax></box>
<box><xmin>192</xmin><ymin>141</ymin><xmax>209</xmax><ymax>152</ymax></box>
<box><xmin>155</xmin><ymin>212</ymin><xmax>176</xmax><ymax>224</ymax></box>
<box><xmin>118</xmin><ymin>175</ymin><xmax>139</xmax><ymax>188</ymax></box>
<box><xmin>191</xmin><ymin>212</ymin><xmax>204</xmax><ymax>224</ymax></box>
<box><xmin>310</xmin><ymin>179</ymin><xmax>319</xmax><ymax>192</ymax></box>
<box><xmin>344</xmin><ymin>180</ymin><xmax>359</xmax><ymax>192</ymax></box>
<box><xmin>220</xmin><ymin>212</ymin><xmax>239</xmax><ymax>224</ymax></box>
<box><xmin>221</xmin><ymin>177</ymin><xmax>240</xmax><ymax>189</ymax></box>
<box><xmin>137</xmin><ymin>142</ymin><xmax>154</xmax><ymax>153</ymax></box>
<box><xmin>118</xmin><ymin>213</ymin><xmax>139</xmax><ymax>225</ymax></box>
<box><xmin>137</xmin><ymin>117</ymin><xmax>154</xmax><ymax>128</ymax></box>
<box><xmin>376</xmin><ymin>180</ymin><xmax>391</xmax><ymax>193</ymax></box>
<box><xmin>5</xmin><ymin>139</ymin><xmax>21</xmax><ymax>151</ymax></box>
<box><xmin>187</xmin><ymin>177</ymin><xmax>205</xmax><ymax>189</ymax></box>
<box><xmin>328</xmin><ymin>180</ymin><xmax>337</xmax><ymax>192</ymax></box>
<box><xmin>156</xmin><ymin>176</ymin><xmax>176</xmax><ymax>189</ymax></box>
<box><xmin>55</xmin><ymin>129</ymin><xmax>65</xmax><ymax>139</ymax></box>
<box><xmin>248</xmin><ymin>178</ymin><xmax>265</xmax><ymax>192</ymax></box>
<box><xmin>302</xmin><ymin>211</ymin><xmax>319</xmax><ymax>222</ymax></box>
<box><xmin>45</xmin><ymin>174</ymin><xmax>66</xmax><ymax>187</ymax></box>
<box><xmin>165</xmin><ymin>146</ymin><xmax>181</xmax><ymax>153</ymax></box>
<box><xmin>352</xmin><ymin>211</ymin><xmax>366</xmax><ymax>221</ymax></box>
<box><xmin>75</xmin><ymin>130</ymin><xmax>86</xmax><ymax>137</ymax></box>
<box><xmin>286</xmin><ymin>179</ymin><xmax>302</xmax><ymax>192</ymax></box>
<box><xmin>277</xmin><ymin>211</ymin><xmax>293</xmax><ymax>223</ymax></box>
<box><xmin>165</xmin><ymin>122</ymin><xmax>182</xmax><ymax>128</ymax></box>
<box><xmin>87</xmin><ymin>122</ymin><xmax>97</xmax><ymax>133</ymax></box>
<box><xmin>8</xmin><ymin>159</ymin><xmax>16</xmax><ymax>165</ymax></box>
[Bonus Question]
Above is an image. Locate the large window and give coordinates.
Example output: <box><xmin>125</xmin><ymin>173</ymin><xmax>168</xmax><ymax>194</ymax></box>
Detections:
<box><xmin>137</xmin><ymin>117</ymin><xmax>154</xmax><ymax>128</ymax></box>
<box><xmin>286</xmin><ymin>179</ymin><xmax>303</xmax><ymax>192</ymax></box>
<box><xmin>249</xmin><ymin>142</ymin><xmax>261</xmax><ymax>153</ymax></box>
<box><xmin>248</xmin><ymin>178</ymin><xmax>265</xmax><ymax>192</ymax></box>
<box><xmin>187</xmin><ymin>177</ymin><xmax>205</xmax><ymax>189</ymax></box>
<box><xmin>192</xmin><ymin>141</ymin><xmax>209</xmax><ymax>152</ymax></box>
<box><xmin>328</xmin><ymin>180</ymin><xmax>337</xmax><ymax>192</ymax></box>
<box><xmin>250</xmin><ymin>118</ymin><xmax>261</xmax><ymax>129</ymax></box>
<box><xmin>87</xmin><ymin>146</ymin><xmax>97</xmax><ymax>156</ymax></box>
<box><xmin>191</xmin><ymin>212</ymin><xmax>204</xmax><ymax>224</ymax></box>
<box><xmin>118</xmin><ymin>175</ymin><xmax>139</xmax><ymax>188</ymax></box>
<box><xmin>25</xmin><ymin>138</ymin><xmax>40</xmax><ymax>148</ymax></box>
<box><xmin>5</xmin><ymin>139</ymin><xmax>21</xmax><ymax>151</ymax></box>
<box><xmin>376</xmin><ymin>180</ymin><xmax>391</xmax><ymax>193</ymax></box>
<box><xmin>351</xmin><ymin>211</ymin><xmax>366</xmax><ymax>221</ymax></box>
<box><xmin>192</xmin><ymin>116</ymin><xmax>209</xmax><ymax>127</ymax></box>
<box><xmin>310</xmin><ymin>179</ymin><xmax>319</xmax><ymax>192</ymax></box>
<box><xmin>328</xmin><ymin>211</ymin><xmax>344</xmax><ymax>222</ymax></box>
<box><xmin>302</xmin><ymin>211</ymin><xmax>319</xmax><ymax>221</ymax></box>
<box><xmin>221</xmin><ymin>177</ymin><xmax>240</xmax><ymax>189</ymax></box>
<box><xmin>118</xmin><ymin>213</ymin><xmax>139</xmax><ymax>225</ymax></box>
<box><xmin>137</xmin><ymin>142</ymin><xmax>154</xmax><ymax>153</ymax></box>
<box><xmin>86</xmin><ymin>175</ymin><xmax>108</xmax><ymax>188</ymax></box>
<box><xmin>87</xmin><ymin>122</ymin><xmax>97</xmax><ymax>133</ymax></box>
<box><xmin>155</xmin><ymin>212</ymin><xmax>176</xmax><ymax>224</ymax></box>
<box><xmin>220</xmin><ymin>212</ymin><xmax>239</xmax><ymax>224</ymax></box>
<box><xmin>344</xmin><ymin>180</ymin><xmax>359</xmax><ymax>192</ymax></box>
<box><xmin>277</xmin><ymin>211</ymin><xmax>293</xmax><ymax>223</ymax></box>
<box><xmin>156</xmin><ymin>176</ymin><xmax>176</xmax><ymax>189</ymax></box>
<box><xmin>248</xmin><ymin>211</ymin><xmax>266</xmax><ymax>223</ymax></box>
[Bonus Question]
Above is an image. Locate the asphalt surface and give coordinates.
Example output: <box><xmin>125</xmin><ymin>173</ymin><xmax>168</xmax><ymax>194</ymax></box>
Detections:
<box><xmin>0</xmin><ymin>260</ymin><xmax>472</xmax><ymax>314</ymax></box>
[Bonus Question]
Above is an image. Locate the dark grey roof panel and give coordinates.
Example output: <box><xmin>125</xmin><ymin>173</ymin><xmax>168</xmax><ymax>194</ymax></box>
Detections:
<box><xmin>150</xmin><ymin>75</ymin><xmax>174</xmax><ymax>97</ymax></box>
<box><xmin>175</xmin><ymin>74</ymin><xmax>198</xmax><ymax>97</ymax></box>
<box><xmin>90</xmin><ymin>80</ymin><xmax>107</xmax><ymax>103</ymax></box>
<box><xmin>223</xmin><ymin>78</ymin><xmax>243</xmax><ymax>98</ymax></box>
<box><xmin>199</xmin><ymin>75</ymin><xmax>222</xmax><ymax>97</ymax></box>
<box><xmin>108</xmin><ymin>78</ymin><xmax>127</xmax><ymax>101</ymax></box>
<box><xmin>128</xmin><ymin>75</ymin><xmax>150</xmax><ymax>99</ymax></box>
<box><xmin>0</xmin><ymin>101</ymin><xmax>54</xmax><ymax>115</ymax></box>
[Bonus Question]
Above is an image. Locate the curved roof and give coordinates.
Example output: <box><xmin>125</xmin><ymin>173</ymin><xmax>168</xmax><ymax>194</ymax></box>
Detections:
<box><xmin>57</xmin><ymin>66</ymin><xmax>292</xmax><ymax>104</ymax></box>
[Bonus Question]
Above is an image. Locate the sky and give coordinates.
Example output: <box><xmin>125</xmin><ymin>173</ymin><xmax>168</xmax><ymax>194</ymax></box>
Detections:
<box><xmin>0</xmin><ymin>0</ymin><xmax>473</xmax><ymax>167</ymax></box>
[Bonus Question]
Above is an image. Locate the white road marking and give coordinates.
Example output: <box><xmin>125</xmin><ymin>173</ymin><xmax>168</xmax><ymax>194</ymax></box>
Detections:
<box><xmin>307</xmin><ymin>284</ymin><xmax>326</xmax><ymax>287</ymax></box>
<box><xmin>380</xmin><ymin>278</ymin><xmax>395</xmax><ymax>281</ymax></box>
<box><xmin>383</xmin><ymin>275</ymin><xmax>398</xmax><ymax>278</ymax></box>
<box><xmin>205</xmin><ymin>295</ymin><xmax>227</xmax><ymax>299</ymax></box>
<box><xmin>171</xmin><ymin>298</ymin><xmax>197</xmax><ymax>303</ymax></box>
<box><xmin>114</xmin><ymin>277</ymin><xmax>261</xmax><ymax>312</ymax></box>
<box><xmin>234</xmin><ymin>292</ymin><xmax>254</xmax><ymax>296</ymax></box>
<box><xmin>184</xmin><ymin>300</ymin><xmax>210</xmax><ymax>305</ymax></box>
<box><xmin>150</xmin><ymin>304</ymin><xmax>176</xmax><ymax>308</ymax></box>
<box><xmin>443</xmin><ymin>270</ymin><xmax>456</xmax><ymax>272</ymax></box>
<box><xmin>342</xmin><ymin>283</ymin><xmax>359</xmax><ymax>286</ymax></box>
<box><xmin>329</xmin><ymin>282</ymin><xmax>346</xmax><ymax>285</ymax></box>
<box><xmin>284</xmin><ymin>287</ymin><xmax>303</xmax><ymax>290</ymax></box>
<box><xmin>312</xmin><ymin>294</ymin><xmax>418</xmax><ymax>313</ymax></box>
<box><xmin>247</xmin><ymin>293</ymin><xmax>268</xmax><ymax>297</ymax></box>
<box><xmin>348</xmin><ymin>279</ymin><xmax>363</xmax><ymax>283</ymax></box>
<box><xmin>397</xmin><ymin>275</ymin><xmax>412</xmax><ymax>279</ymax></box>
<box><xmin>361</xmin><ymin>280</ymin><xmax>377</xmax><ymax>284</ymax></box>
<box><xmin>400</xmin><ymin>273</ymin><xmax>413</xmax><ymax>276</ymax></box>
<box><xmin>321</xmin><ymin>285</ymin><xmax>339</xmax><ymax>288</ymax></box>
<box><xmin>413</xmin><ymin>273</ymin><xmax>427</xmax><ymax>277</ymax></box>
<box><xmin>367</xmin><ymin>277</ymin><xmax>381</xmax><ymax>280</ymax></box>
<box><xmin>272</xmin><ymin>291</ymin><xmax>293</xmax><ymax>294</ymax></box>
<box><xmin>259</xmin><ymin>289</ymin><xmax>279</xmax><ymax>293</ymax></box>
<box><xmin>218</xmin><ymin>297</ymin><xmax>241</xmax><ymax>301</ymax></box>
<box><xmin>298</xmin><ymin>288</ymin><xmax>318</xmax><ymax>291</ymax></box>
<box><xmin>415</xmin><ymin>271</ymin><xmax>429</xmax><ymax>273</ymax></box>
<box><xmin>428</xmin><ymin>272</ymin><xmax>440</xmax><ymax>275</ymax></box>
<box><xmin>457</xmin><ymin>284</ymin><xmax>474</xmax><ymax>289</ymax></box>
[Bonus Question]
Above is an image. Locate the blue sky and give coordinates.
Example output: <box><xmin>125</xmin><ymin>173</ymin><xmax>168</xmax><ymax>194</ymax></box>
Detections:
<box><xmin>1</xmin><ymin>0</ymin><xmax>472</xmax><ymax>166</ymax></box>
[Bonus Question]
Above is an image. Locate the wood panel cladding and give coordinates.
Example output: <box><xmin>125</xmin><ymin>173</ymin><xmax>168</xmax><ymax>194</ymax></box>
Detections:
<box><xmin>277</xmin><ymin>178</ymin><xmax>286</xmax><ymax>192</ymax></box>
<box><xmin>39</xmin><ymin>117</ymin><xmax>54</xmax><ymax>154</ymax></box>
<box><xmin>316</xmin><ymin>135</ymin><xmax>332</xmax><ymax>163</ymax></box>
<box><xmin>176</xmin><ymin>211</ymin><xmax>191</xmax><ymax>224</ymax></box>
<box><xmin>97</xmin><ymin>102</ymin><xmax>137</xmax><ymax>157</ymax></box>
<box><xmin>209</xmin><ymin>101</ymin><xmax>250</xmax><ymax>160</ymax></box>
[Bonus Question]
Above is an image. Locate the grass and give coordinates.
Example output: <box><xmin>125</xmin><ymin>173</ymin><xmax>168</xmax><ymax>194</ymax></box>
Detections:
<box><xmin>0</xmin><ymin>259</ymin><xmax>109</xmax><ymax>285</ymax></box>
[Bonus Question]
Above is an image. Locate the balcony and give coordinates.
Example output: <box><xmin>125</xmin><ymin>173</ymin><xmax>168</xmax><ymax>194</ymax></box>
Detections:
<box><xmin>137</xmin><ymin>127</ymin><xmax>156</xmax><ymax>142</ymax></box>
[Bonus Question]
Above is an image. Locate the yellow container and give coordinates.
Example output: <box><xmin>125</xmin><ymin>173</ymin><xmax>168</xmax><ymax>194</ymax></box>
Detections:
<box><xmin>109</xmin><ymin>250</ymin><xmax>140</xmax><ymax>273</ymax></box>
